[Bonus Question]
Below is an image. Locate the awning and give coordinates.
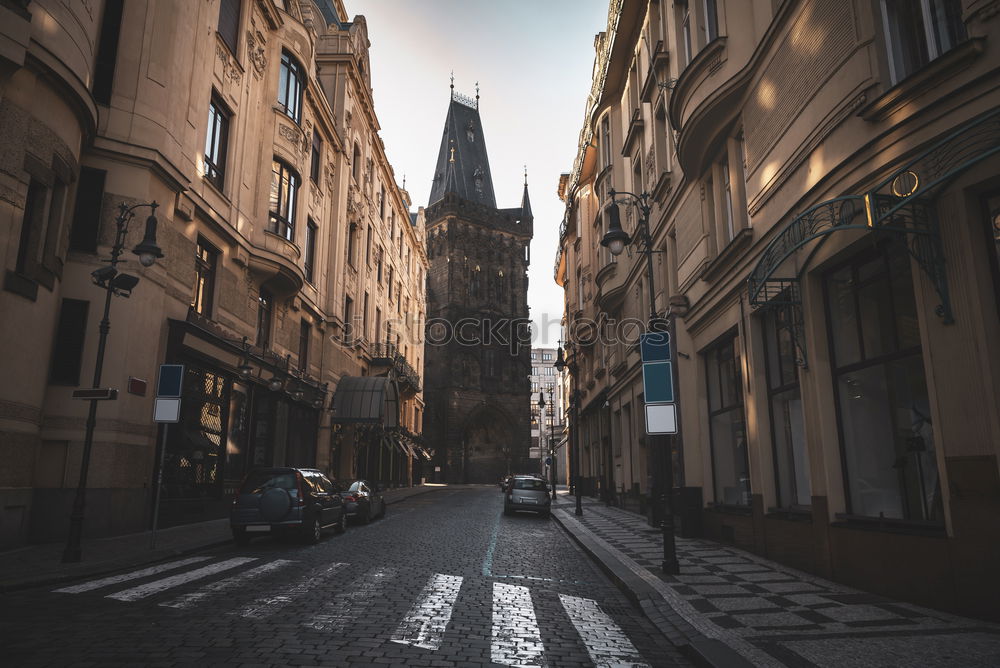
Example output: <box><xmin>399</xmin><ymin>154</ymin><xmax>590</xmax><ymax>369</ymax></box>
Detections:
<box><xmin>330</xmin><ymin>376</ymin><xmax>398</xmax><ymax>427</ymax></box>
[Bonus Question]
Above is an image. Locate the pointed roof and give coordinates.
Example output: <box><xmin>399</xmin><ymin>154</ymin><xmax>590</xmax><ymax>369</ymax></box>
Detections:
<box><xmin>428</xmin><ymin>93</ymin><xmax>496</xmax><ymax>207</ymax></box>
<box><xmin>520</xmin><ymin>169</ymin><xmax>532</xmax><ymax>219</ymax></box>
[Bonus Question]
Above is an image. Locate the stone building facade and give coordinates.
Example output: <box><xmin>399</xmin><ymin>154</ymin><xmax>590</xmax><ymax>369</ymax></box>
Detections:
<box><xmin>529</xmin><ymin>348</ymin><xmax>567</xmax><ymax>480</ymax></box>
<box><xmin>423</xmin><ymin>89</ymin><xmax>532</xmax><ymax>484</ymax></box>
<box><xmin>555</xmin><ymin>0</ymin><xmax>1000</xmax><ymax>618</ymax></box>
<box><xmin>0</xmin><ymin>0</ymin><xmax>426</xmax><ymax>547</ymax></box>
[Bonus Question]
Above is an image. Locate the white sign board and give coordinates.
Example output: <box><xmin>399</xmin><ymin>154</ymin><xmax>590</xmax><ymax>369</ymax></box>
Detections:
<box><xmin>645</xmin><ymin>403</ymin><xmax>678</xmax><ymax>434</ymax></box>
<box><xmin>153</xmin><ymin>397</ymin><xmax>182</xmax><ymax>423</ymax></box>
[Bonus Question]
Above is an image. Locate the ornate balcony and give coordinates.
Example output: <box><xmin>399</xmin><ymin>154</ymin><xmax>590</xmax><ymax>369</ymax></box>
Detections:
<box><xmin>370</xmin><ymin>342</ymin><xmax>422</xmax><ymax>393</ymax></box>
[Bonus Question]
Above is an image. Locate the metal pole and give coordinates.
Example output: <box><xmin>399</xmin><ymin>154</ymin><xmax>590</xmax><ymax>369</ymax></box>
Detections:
<box><xmin>573</xmin><ymin>379</ymin><xmax>583</xmax><ymax>516</ymax></box>
<box><xmin>62</xmin><ymin>278</ymin><xmax>115</xmax><ymax>563</ymax></box>
<box><xmin>149</xmin><ymin>422</ymin><xmax>169</xmax><ymax>549</ymax></box>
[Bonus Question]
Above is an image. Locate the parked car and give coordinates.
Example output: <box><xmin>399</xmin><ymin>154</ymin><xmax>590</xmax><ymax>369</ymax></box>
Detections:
<box><xmin>231</xmin><ymin>467</ymin><xmax>346</xmax><ymax>545</ymax></box>
<box><xmin>503</xmin><ymin>475</ymin><xmax>552</xmax><ymax>518</ymax></box>
<box><xmin>339</xmin><ymin>479</ymin><xmax>386</xmax><ymax>524</ymax></box>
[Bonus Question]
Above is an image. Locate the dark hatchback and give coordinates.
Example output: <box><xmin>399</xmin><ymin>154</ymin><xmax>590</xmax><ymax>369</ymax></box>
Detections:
<box><xmin>339</xmin><ymin>479</ymin><xmax>386</xmax><ymax>524</ymax></box>
<box><xmin>231</xmin><ymin>467</ymin><xmax>347</xmax><ymax>545</ymax></box>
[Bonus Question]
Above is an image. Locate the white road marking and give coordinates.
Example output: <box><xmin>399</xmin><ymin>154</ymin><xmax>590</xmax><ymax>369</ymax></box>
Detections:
<box><xmin>53</xmin><ymin>557</ymin><xmax>213</xmax><ymax>594</ymax></box>
<box><xmin>106</xmin><ymin>557</ymin><xmax>258</xmax><ymax>601</ymax></box>
<box><xmin>390</xmin><ymin>573</ymin><xmax>463</xmax><ymax>650</ymax></box>
<box><xmin>231</xmin><ymin>562</ymin><xmax>347</xmax><ymax>618</ymax></box>
<box><xmin>306</xmin><ymin>566</ymin><xmax>397</xmax><ymax>632</ymax></box>
<box><xmin>559</xmin><ymin>594</ymin><xmax>650</xmax><ymax>668</ymax></box>
<box><xmin>160</xmin><ymin>559</ymin><xmax>295</xmax><ymax>609</ymax></box>
<box><xmin>491</xmin><ymin>581</ymin><xmax>545</xmax><ymax>667</ymax></box>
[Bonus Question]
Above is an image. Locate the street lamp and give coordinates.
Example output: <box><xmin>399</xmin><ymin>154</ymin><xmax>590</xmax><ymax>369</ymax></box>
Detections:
<box><xmin>554</xmin><ymin>343</ymin><xmax>583</xmax><ymax>517</ymax></box>
<box><xmin>600</xmin><ymin>188</ymin><xmax>680</xmax><ymax>575</ymax></box>
<box><xmin>63</xmin><ymin>201</ymin><xmax>163</xmax><ymax>563</ymax></box>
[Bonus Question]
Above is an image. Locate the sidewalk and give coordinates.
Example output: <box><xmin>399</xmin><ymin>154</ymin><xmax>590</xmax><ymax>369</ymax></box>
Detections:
<box><xmin>0</xmin><ymin>483</ymin><xmax>438</xmax><ymax>594</ymax></box>
<box><xmin>550</xmin><ymin>491</ymin><xmax>1000</xmax><ymax>668</ymax></box>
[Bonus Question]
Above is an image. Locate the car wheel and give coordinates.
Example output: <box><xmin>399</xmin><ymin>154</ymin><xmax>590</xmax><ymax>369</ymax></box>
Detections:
<box><xmin>304</xmin><ymin>516</ymin><xmax>322</xmax><ymax>544</ymax></box>
<box><xmin>232</xmin><ymin>528</ymin><xmax>251</xmax><ymax>546</ymax></box>
<box><xmin>335</xmin><ymin>512</ymin><xmax>347</xmax><ymax>534</ymax></box>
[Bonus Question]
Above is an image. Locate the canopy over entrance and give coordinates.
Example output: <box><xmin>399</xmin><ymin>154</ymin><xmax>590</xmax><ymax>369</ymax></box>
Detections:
<box><xmin>331</xmin><ymin>376</ymin><xmax>398</xmax><ymax>428</ymax></box>
<box><xmin>746</xmin><ymin>108</ymin><xmax>1000</xmax><ymax>366</ymax></box>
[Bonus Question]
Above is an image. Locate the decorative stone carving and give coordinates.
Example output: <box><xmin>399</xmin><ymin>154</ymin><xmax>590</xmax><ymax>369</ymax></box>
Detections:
<box><xmin>325</xmin><ymin>163</ymin><xmax>336</xmax><ymax>192</ymax></box>
<box><xmin>216</xmin><ymin>44</ymin><xmax>242</xmax><ymax>85</ymax></box>
<box><xmin>302</xmin><ymin>120</ymin><xmax>312</xmax><ymax>154</ymax></box>
<box><xmin>247</xmin><ymin>31</ymin><xmax>267</xmax><ymax>78</ymax></box>
<box><xmin>279</xmin><ymin>123</ymin><xmax>302</xmax><ymax>146</ymax></box>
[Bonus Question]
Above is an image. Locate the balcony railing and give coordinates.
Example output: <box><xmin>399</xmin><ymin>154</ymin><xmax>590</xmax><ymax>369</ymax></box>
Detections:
<box><xmin>370</xmin><ymin>342</ymin><xmax>422</xmax><ymax>392</ymax></box>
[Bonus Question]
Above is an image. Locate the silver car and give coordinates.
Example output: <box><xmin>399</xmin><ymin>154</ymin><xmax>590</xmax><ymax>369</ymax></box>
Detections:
<box><xmin>503</xmin><ymin>476</ymin><xmax>551</xmax><ymax>518</ymax></box>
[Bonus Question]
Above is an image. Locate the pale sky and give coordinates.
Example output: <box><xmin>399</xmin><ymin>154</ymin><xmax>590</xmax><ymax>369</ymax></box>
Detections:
<box><xmin>350</xmin><ymin>0</ymin><xmax>608</xmax><ymax>347</ymax></box>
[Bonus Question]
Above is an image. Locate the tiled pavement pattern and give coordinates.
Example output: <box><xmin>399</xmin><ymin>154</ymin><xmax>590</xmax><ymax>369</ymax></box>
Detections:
<box><xmin>553</xmin><ymin>495</ymin><xmax>1000</xmax><ymax>667</ymax></box>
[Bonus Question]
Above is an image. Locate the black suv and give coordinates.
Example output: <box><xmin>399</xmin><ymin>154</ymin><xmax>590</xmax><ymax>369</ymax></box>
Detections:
<box><xmin>231</xmin><ymin>467</ymin><xmax>347</xmax><ymax>545</ymax></box>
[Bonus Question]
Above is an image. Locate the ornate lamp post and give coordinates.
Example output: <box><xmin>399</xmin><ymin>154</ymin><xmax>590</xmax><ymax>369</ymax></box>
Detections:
<box><xmin>63</xmin><ymin>201</ymin><xmax>164</xmax><ymax>563</ymax></box>
<box><xmin>600</xmin><ymin>188</ymin><xmax>680</xmax><ymax>575</ymax></box>
<box><xmin>554</xmin><ymin>343</ymin><xmax>582</xmax><ymax>516</ymax></box>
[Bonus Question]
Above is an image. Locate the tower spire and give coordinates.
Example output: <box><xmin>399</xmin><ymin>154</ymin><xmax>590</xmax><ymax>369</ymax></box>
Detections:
<box><xmin>475</xmin><ymin>81</ymin><xmax>480</xmax><ymax>109</ymax></box>
<box><xmin>450</xmin><ymin>70</ymin><xmax>454</xmax><ymax>99</ymax></box>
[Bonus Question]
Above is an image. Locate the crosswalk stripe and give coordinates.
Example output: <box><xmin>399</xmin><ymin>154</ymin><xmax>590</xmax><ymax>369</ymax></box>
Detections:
<box><xmin>390</xmin><ymin>573</ymin><xmax>463</xmax><ymax>650</ymax></box>
<box><xmin>307</xmin><ymin>566</ymin><xmax>397</xmax><ymax>632</ymax></box>
<box><xmin>106</xmin><ymin>558</ymin><xmax>258</xmax><ymax>602</ymax></box>
<box><xmin>491</xmin><ymin>581</ymin><xmax>545</xmax><ymax>667</ymax></box>
<box><xmin>53</xmin><ymin>557</ymin><xmax>213</xmax><ymax>594</ymax></box>
<box><xmin>231</xmin><ymin>562</ymin><xmax>347</xmax><ymax>618</ymax></box>
<box><xmin>159</xmin><ymin>559</ymin><xmax>296</xmax><ymax>609</ymax></box>
<box><xmin>559</xmin><ymin>594</ymin><xmax>650</xmax><ymax>668</ymax></box>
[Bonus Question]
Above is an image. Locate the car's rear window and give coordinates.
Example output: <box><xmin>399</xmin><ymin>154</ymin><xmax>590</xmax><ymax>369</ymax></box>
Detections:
<box><xmin>513</xmin><ymin>478</ymin><xmax>547</xmax><ymax>491</ymax></box>
<box><xmin>241</xmin><ymin>471</ymin><xmax>297</xmax><ymax>494</ymax></box>
<box><xmin>348</xmin><ymin>481</ymin><xmax>362</xmax><ymax>492</ymax></box>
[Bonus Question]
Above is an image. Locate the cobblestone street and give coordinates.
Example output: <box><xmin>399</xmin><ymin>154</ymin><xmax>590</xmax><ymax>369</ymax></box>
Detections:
<box><xmin>0</xmin><ymin>487</ymin><xmax>684</xmax><ymax>667</ymax></box>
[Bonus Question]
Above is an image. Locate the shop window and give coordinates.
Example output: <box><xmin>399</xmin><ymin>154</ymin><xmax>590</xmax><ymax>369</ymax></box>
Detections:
<box><xmin>191</xmin><ymin>237</ymin><xmax>218</xmax><ymax>317</ymax></box>
<box><xmin>49</xmin><ymin>299</ymin><xmax>89</xmax><ymax>385</ymax></box>
<box><xmin>217</xmin><ymin>0</ymin><xmax>240</xmax><ymax>54</ymax></box>
<box><xmin>705</xmin><ymin>331</ymin><xmax>749</xmax><ymax>506</ymax></box>
<box><xmin>257</xmin><ymin>288</ymin><xmax>273</xmax><ymax>349</ymax></box>
<box><xmin>268</xmin><ymin>158</ymin><xmax>299</xmax><ymax>241</ymax></box>
<box><xmin>825</xmin><ymin>241</ymin><xmax>940</xmax><ymax>522</ymax></box>
<box><xmin>880</xmin><ymin>0</ymin><xmax>966</xmax><ymax>85</ymax></box>
<box><xmin>277</xmin><ymin>50</ymin><xmax>303</xmax><ymax>123</ymax></box>
<box><xmin>763</xmin><ymin>307</ymin><xmax>811</xmax><ymax>508</ymax></box>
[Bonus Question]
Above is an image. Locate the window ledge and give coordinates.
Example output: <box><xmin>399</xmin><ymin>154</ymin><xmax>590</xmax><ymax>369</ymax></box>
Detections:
<box><xmin>859</xmin><ymin>38</ymin><xmax>986</xmax><ymax>122</ymax></box>
<box><xmin>831</xmin><ymin>513</ymin><xmax>946</xmax><ymax>537</ymax></box>
<box><xmin>700</xmin><ymin>227</ymin><xmax>753</xmax><ymax>282</ymax></box>
<box><xmin>4</xmin><ymin>270</ymin><xmax>38</xmax><ymax>301</ymax></box>
<box><xmin>706</xmin><ymin>503</ymin><xmax>752</xmax><ymax>516</ymax></box>
<box><xmin>765</xmin><ymin>507</ymin><xmax>813</xmax><ymax>522</ymax></box>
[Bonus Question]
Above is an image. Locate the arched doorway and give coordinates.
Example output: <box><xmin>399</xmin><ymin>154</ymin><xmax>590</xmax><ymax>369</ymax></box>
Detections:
<box><xmin>460</xmin><ymin>405</ymin><xmax>516</xmax><ymax>484</ymax></box>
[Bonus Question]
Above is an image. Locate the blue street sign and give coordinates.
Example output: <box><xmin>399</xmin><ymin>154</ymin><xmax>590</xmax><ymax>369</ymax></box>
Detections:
<box><xmin>642</xmin><ymin>361</ymin><xmax>674</xmax><ymax>403</ymax></box>
<box><xmin>156</xmin><ymin>364</ymin><xmax>185</xmax><ymax>398</ymax></box>
<box><xmin>640</xmin><ymin>331</ymin><xmax>671</xmax><ymax>362</ymax></box>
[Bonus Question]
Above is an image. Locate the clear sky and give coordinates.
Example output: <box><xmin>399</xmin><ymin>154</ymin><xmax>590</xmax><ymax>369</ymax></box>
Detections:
<box><xmin>350</xmin><ymin>0</ymin><xmax>608</xmax><ymax>347</ymax></box>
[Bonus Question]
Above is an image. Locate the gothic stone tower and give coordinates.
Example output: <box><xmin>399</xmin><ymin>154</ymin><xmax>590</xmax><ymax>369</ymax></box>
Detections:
<box><xmin>423</xmin><ymin>90</ymin><xmax>533</xmax><ymax>484</ymax></box>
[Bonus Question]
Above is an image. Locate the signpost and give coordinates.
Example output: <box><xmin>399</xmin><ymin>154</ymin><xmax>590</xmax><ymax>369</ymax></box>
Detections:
<box><xmin>150</xmin><ymin>364</ymin><xmax>183</xmax><ymax>548</ymax></box>
<box><xmin>641</xmin><ymin>331</ymin><xmax>677</xmax><ymax>434</ymax></box>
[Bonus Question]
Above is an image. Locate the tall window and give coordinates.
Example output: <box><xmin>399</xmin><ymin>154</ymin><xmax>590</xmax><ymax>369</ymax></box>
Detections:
<box><xmin>763</xmin><ymin>307</ymin><xmax>810</xmax><ymax>508</ymax></box>
<box><xmin>69</xmin><ymin>167</ymin><xmax>106</xmax><ymax>252</ymax></box>
<box><xmin>352</xmin><ymin>144</ymin><xmax>361</xmax><ymax>182</ymax></box>
<box><xmin>343</xmin><ymin>295</ymin><xmax>354</xmax><ymax>343</ymax></box>
<box><xmin>825</xmin><ymin>242</ymin><xmax>940</xmax><ymax>522</ymax></box>
<box><xmin>304</xmin><ymin>218</ymin><xmax>317</xmax><ymax>283</ymax></box>
<box><xmin>191</xmin><ymin>238</ymin><xmax>218</xmax><ymax>317</ymax></box>
<box><xmin>15</xmin><ymin>180</ymin><xmax>47</xmax><ymax>275</ymax></box>
<box><xmin>881</xmin><ymin>0</ymin><xmax>966</xmax><ymax>84</ymax></box>
<box><xmin>257</xmin><ymin>288</ymin><xmax>273</xmax><ymax>349</ymax></box>
<box><xmin>984</xmin><ymin>193</ymin><xmax>1000</xmax><ymax>318</ymax></box>
<box><xmin>347</xmin><ymin>222</ymin><xmax>358</xmax><ymax>268</ymax></box>
<box><xmin>600</xmin><ymin>115</ymin><xmax>612</xmax><ymax>169</ymax></box>
<box><xmin>376</xmin><ymin>246</ymin><xmax>383</xmax><ymax>282</ymax></box>
<box><xmin>682</xmin><ymin>9</ymin><xmax>693</xmax><ymax>67</ymax></box>
<box><xmin>363</xmin><ymin>292</ymin><xmax>370</xmax><ymax>341</ymax></box>
<box><xmin>217</xmin><ymin>0</ymin><xmax>240</xmax><ymax>54</ymax></box>
<box><xmin>721</xmin><ymin>159</ymin><xmax>735</xmax><ymax>243</ymax></box>
<box><xmin>49</xmin><ymin>299</ymin><xmax>89</xmax><ymax>385</ymax></box>
<box><xmin>366</xmin><ymin>226</ymin><xmax>373</xmax><ymax>265</ymax></box>
<box><xmin>93</xmin><ymin>0</ymin><xmax>124</xmax><ymax>106</ymax></box>
<box><xmin>268</xmin><ymin>159</ymin><xmax>299</xmax><ymax>241</ymax></box>
<box><xmin>705</xmin><ymin>332</ymin><xmax>749</xmax><ymax>506</ymax></box>
<box><xmin>277</xmin><ymin>50</ymin><xmax>304</xmax><ymax>123</ymax></box>
<box><xmin>299</xmin><ymin>319</ymin><xmax>310</xmax><ymax>370</ymax></box>
<box><xmin>310</xmin><ymin>132</ymin><xmax>322</xmax><ymax>183</ymax></box>
<box><xmin>704</xmin><ymin>0</ymin><xmax>719</xmax><ymax>43</ymax></box>
<box><xmin>388</xmin><ymin>266</ymin><xmax>394</xmax><ymax>300</ymax></box>
<box><xmin>205</xmin><ymin>94</ymin><xmax>230</xmax><ymax>189</ymax></box>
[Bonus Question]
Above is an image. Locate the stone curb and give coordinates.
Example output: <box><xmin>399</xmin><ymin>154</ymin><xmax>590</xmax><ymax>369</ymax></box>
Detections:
<box><xmin>551</xmin><ymin>507</ymin><xmax>753</xmax><ymax>668</ymax></box>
